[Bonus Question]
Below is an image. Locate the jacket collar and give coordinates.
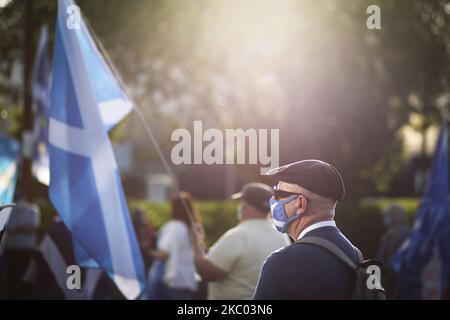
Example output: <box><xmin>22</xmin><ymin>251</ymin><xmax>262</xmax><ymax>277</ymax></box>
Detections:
<box><xmin>297</xmin><ymin>220</ymin><xmax>337</xmax><ymax>240</ymax></box>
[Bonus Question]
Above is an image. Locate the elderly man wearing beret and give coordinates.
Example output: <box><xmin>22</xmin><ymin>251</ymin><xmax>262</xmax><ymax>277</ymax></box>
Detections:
<box><xmin>253</xmin><ymin>159</ymin><xmax>362</xmax><ymax>300</ymax></box>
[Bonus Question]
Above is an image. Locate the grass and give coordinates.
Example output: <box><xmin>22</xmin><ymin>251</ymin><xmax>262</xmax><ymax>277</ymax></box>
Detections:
<box><xmin>360</xmin><ymin>197</ymin><xmax>420</xmax><ymax>219</ymax></box>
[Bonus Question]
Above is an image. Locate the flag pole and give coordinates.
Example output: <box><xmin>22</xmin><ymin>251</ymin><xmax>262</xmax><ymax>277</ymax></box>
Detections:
<box><xmin>21</xmin><ymin>0</ymin><xmax>35</xmax><ymax>201</ymax></box>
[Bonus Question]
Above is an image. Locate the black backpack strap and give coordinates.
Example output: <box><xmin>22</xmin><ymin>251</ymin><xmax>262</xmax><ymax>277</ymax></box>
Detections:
<box><xmin>295</xmin><ymin>236</ymin><xmax>358</xmax><ymax>271</ymax></box>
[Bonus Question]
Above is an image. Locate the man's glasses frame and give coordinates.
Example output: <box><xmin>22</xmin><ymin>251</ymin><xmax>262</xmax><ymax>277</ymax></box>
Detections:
<box><xmin>272</xmin><ymin>185</ymin><xmax>311</xmax><ymax>203</ymax></box>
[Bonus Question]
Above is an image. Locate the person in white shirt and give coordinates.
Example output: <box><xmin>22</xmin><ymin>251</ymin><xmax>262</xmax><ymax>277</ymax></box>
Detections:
<box><xmin>145</xmin><ymin>192</ymin><xmax>199</xmax><ymax>300</ymax></box>
<box><xmin>193</xmin><ymin>183</ymin><xmax>290</xmax><ymax>300</ymax></box>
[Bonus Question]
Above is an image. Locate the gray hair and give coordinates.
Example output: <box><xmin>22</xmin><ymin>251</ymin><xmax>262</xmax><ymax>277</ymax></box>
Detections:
<box><xmin>296</xmin><ymin>185</ymin><xmax>337</xmax><ymax>214</ymax></box>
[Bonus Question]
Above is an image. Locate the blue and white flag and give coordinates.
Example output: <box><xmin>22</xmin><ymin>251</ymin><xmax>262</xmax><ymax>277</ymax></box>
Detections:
<box><xmin>48</xmin><ymin>0</ymin><xmax>145</xmax><ymax>299</ymax></box>
<box><xmin>32</xmin><ymin>19</ymin><xmax>132</xmax><ymax>186</ymax></box>
<box><xmin>0</xmin><ymin>134</ymin><xmax>19</xmax><ymax>205</ymax></box>
<box><xmin>31</xmin><ymin>25</ymin><xmax>51</xmax><ymax>186</ymax></box>
<box><xmin>392</xmin><ymin>120</ymin><xmax>450</xmax><ymax>299</ymax></box>
<box><xmin>0</xmin><ymin>134</ymin><xmax>20</xmax><ymax>233</ymax></box>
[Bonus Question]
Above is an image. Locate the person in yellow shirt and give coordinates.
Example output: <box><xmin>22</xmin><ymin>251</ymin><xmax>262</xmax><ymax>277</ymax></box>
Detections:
<box><xmin>193</xmin><ymin>183</ymin><xmax>290</xmax><ymax>300</ymax></box>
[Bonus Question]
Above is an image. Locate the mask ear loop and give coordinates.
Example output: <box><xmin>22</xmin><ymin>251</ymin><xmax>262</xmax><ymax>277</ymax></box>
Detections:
<box><xmin>277</xmin><ymin>194</ymin><xmax>299</xmax><ymax>204</ymax></box>
<box><xmin>278</xmin><ymin>195</ymin><xmax>303</xmax><ymax>233</ymax></box>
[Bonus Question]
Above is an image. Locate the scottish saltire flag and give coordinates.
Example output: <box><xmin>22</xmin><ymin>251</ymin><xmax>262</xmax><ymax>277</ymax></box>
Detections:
<box><xmin>32</xmin><ymin>19</ymin><xmax>132</xmax><ymax>186</ymax></box>
<box><xmin>31</xmin><ymin>26</ymin><xmax>51</xmax><ymax>186</ymax></box>
<box><xmin>392</xmin><ymin>120</ymin><xmax>450</xmax><ymax>299</ymax></box>
<box><xmin>48</xmin><ymin>0</ymin><xmax>145</xmax><ymax>299</ymax></box>
<box><xmin>0</xmin><ymin>134</ymin><xmax>19</xmax><ymax>205</ymax></box>
<box><xmin>0</xmin><ymin>134</ymin><xmax>20</xmax><ymax>235</ymax></box>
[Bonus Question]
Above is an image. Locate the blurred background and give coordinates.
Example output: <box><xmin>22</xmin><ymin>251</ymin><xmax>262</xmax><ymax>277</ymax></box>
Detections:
<box><xmin>1</xmin><ymin>0</ymin><xmax>450</xmax><ymax>298</ymax></box>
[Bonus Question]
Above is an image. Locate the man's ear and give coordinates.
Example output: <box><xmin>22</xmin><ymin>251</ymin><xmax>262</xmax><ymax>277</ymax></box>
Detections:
<box><xmin>296</xmin><ymin>196</ymin><xmax>307</xmax><ymax>214</ymax></box>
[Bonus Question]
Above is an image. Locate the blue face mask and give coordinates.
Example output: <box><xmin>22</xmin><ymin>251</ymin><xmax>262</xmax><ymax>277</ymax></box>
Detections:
<box><xmin>270</xmin><ymin>195</ymin><xmax>302</xmax><ymax>233</ymax></box>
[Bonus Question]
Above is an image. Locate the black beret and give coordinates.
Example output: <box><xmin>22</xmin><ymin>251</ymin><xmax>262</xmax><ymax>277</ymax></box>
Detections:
<box><xmin>265</xmin><ymin>159</ymin><xmax>345</xmax><ymax>201</ymax></box>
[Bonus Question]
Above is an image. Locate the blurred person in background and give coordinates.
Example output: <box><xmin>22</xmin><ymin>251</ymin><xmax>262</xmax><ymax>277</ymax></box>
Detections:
<box><xmin>377</xmin><ymin>204</ymin><xmax>410</xmax><ymax>299</ymax></box>
<box><xmin>131</xmin><ymin>208</ymin><xmax>156</xmax><ymax>271</ymax></box>
<box><xmin>144</xmin><ymin>192</ymin><xmax>200</xmax><ymax>300</ymax></box>
<box><xmin>193</xmin><ymin>183</ymin><xmax>290</xmax><ymax>300</ymax></box>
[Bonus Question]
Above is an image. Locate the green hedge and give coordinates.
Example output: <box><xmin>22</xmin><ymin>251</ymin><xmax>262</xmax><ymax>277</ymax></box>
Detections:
<box><xmin>335</xmin><ymin>201</ymin><xmax>384</xmax><ymax>258</ymax></box>
<box><xmin>129</xmin><ymin>197</ymin><xmax>418</xmax><ymax>258</ymax></box>
<box><xmin>35</xmin><ymin>196</ymin><xmax>420</xmax><ymax>259</ymax></box>
<box><xmin>129</xmin><ymin>199</ymin><xmax>238</xmax><ymax>247</ymax></box>
<box><xmin>360</xmin><ymin>197</ymin><xmax>420</xmax><ymax>220</ymax></box>
<box><xmin>336</xmin><ymin>197</ymin><xmax>419</xmax><ymax>258</ymax></box>
<box><xmin>34</xmin><ymin>196</ymin><xmax>239</xmax><ymax>246</ymax></box>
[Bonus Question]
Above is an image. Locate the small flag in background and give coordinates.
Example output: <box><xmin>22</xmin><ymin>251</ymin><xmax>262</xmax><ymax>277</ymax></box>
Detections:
<box><xmin>0</xmin><ymin>134</ymin><xmax>20</xmax><ymax>235</ymax></box>
<box><xmin>48</xmin><ymin>0</ymin><xmax>145</xmax><ymax>299</ymax></box>
<box><xmin>0</xmin><ymin>134</ymin><xmax>19</xmax><ymax>205</ymax></box>
<box><xmin>392</xmin><ymin>119</ymin><xmax>450</xmax><ymax>299</ymax></box>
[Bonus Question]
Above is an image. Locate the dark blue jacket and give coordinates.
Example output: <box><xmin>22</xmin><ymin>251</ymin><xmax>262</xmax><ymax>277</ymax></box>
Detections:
<box><xmin>253</xmin><ymin>225</ymin><xmax>359</xmax><ymax>300</ymax></box>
